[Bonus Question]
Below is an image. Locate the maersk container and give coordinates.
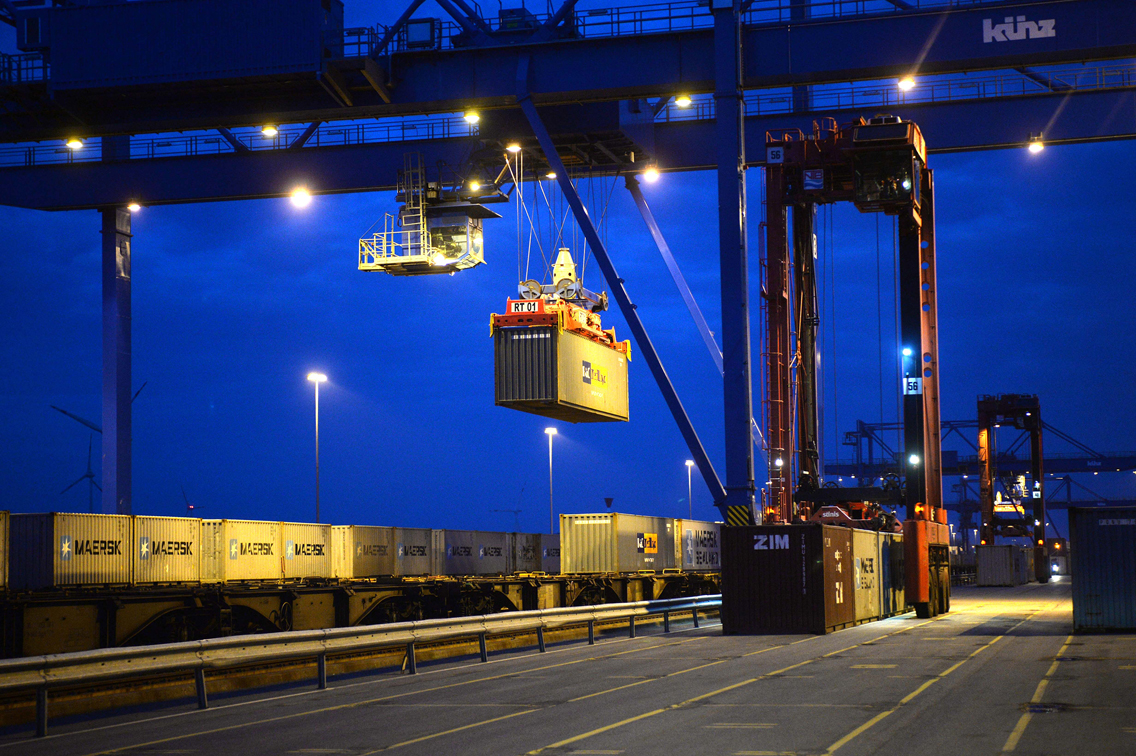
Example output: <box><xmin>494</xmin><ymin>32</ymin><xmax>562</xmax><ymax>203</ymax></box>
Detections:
<box><xmin>851</xmin><ymin>529</ymin><xmax>881</xmax><ymax>623</ymax></box>
<box><xmin>721</xmin><ymin>524</ymin><xmax>855</xmax><ymax>634</ymax></box>
<box><xmin>494</xmin><ymin>326</ymin><xmax>630</xmax><ymax>423</ymax></box>
<box><xmin>201</xmin><ymin>519</ymin><xmax>282</xmax><ymax>583</ymax></box>
<box><xmin>49</xmin><ymin>0</ymin><xmax>343</xmax><ymax>90</ymax></box>
<box><xmin>541</xmin><ymin>533</ymin><xmax>561</xmax><ymax>574</ymax></box>
<box><xmin>1070</xmin><ymin>507</ymin><xmax>1136</xmax><ymax>632</ymax></box>
<box><xmin>512</xmin><ymin>532</ymin><xmax>542</xmax><ymax>573</ymax></box>
<box><xmin>444</xmin><ymin>530</ymin><xmax>509</xmax><ymax>575</ymax></box>
<box><xmin>560</xmin><ymin>513</ymin><xmax>675</xmax><ymax>573</ymax></box>
<box><xmin>10</xmin><ymin>513</ymin><xmax>132</xmax><ymax>590</ymax></box>
<box><xmin>674</xmin><ymin>519</ymin><xmax>721</xmax><ymax>572</ymax></box>
<box><xmin>976</xmin><ymin>544</ymin><xmax>1017</xmax><ymax>586</ymax></box>
<box><xmin>133</xmin><ymin>516</ymin><xmax>201</xmax><ymax>584</ymax></box>
<box><xmin>282</xmin><ymin>522</ymin><xmax>332</xmax><ymax>580</ymax></box>
<box><xmin>0</xmin><ymin>511</ymin><xmax>8</xmax><ymax>592</ymax></box>
<box><xmin>394</xmin><ymin>527</ymin><xmax>443</xmax><ymax>576</ymax></box>
<box><xmin>333</xmin><ymin>525</ymin><xmax>397</xmax><ymax>579</ymax></box>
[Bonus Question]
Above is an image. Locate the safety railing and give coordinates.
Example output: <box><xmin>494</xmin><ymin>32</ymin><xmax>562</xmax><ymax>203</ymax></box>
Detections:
<box><xmin>0</xmin><ymin>51</ymin><xmax>48</xmax><ymax>85</ymax></box>
<box><xmin>0</xmin><ymin>594</ymin><xmax>721</xmax><ymax>737</ymax></box>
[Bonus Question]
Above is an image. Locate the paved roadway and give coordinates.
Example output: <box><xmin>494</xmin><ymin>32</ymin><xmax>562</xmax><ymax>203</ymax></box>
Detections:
<box><xmin>2</xmin><ymin>579</ymin><xmax>1134</xmax><ymax>755</ymax></box>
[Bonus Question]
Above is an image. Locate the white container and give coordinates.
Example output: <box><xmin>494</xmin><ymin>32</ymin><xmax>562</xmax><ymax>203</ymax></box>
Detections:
<box><xmin>334</xmin><ymin>525</ymin><xmax>398</xmax><ymax>579</ymax></box>
<box><xmin>201</xmin><ymin>519</ymin><xmax>282</xmax><ymax>583</ymax></box>
<box><xmin>0</xmin><ymin>511</ymin><xmax>8</xmax><ymax>591</ymax></box>
<box><xmin>394</xmin><ymin>527</ymin><xmax>443</xmax><ymax>576</ymax></box>
<box><xmin>977</xmin><ymin>544</ymin><xmax>1017</xmax><ymax>586</ymax></box>
<box><xmin>133</xmin><ymin>516</ymin><xmax>201</xmax><ymax>584</ymax></box>
<box><xmin>444</xmin><ymin>530</ymin><xmax>509</xmax><ymax>575</ymax></box>
<box><xmin>10</xmin><ymin>513</ymin><xmax>132</xmax><ymax>590</ymax></box>
<box><xmin>674</xmin><ymin>519</ymin><xmax>721</xmax><ymax>572</ymax></box>
<box><xmin>281</xmin><ymin>522</ymin><xmax>332</xmax><ymax>579</ymax></box>
<box><xmin>511</xmin><ymin>532</ymin><xmax>542</xmax><ymax>573</ymax></box>
<box><xmin>541</xmin><ymin>533</ymin><xmax>560</xmax><ymax>574</ymax></box>
<box><xmin>560</xmin><ymin>513</ymin><xmax>676</xmax><ymax>573</ymax></box>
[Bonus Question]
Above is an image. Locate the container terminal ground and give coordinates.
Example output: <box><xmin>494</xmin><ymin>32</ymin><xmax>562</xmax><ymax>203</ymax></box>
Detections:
<box><xmin>3</xmin><ymin>580</ymin><xmax>1132</xmax><ymax>755</ymax></box>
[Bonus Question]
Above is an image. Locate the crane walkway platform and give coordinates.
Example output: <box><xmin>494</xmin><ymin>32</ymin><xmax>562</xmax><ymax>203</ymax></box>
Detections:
<box><xmin>1</xmin><ymin>581</ymin><xmax>1131</xmax><ymax>755</ymax></box>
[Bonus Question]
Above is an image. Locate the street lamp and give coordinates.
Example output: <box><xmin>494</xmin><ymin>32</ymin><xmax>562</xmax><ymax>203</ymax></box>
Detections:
<box><xmin>685</xmin><ymin>460</ymin><xmax>695</xmax><ymax>519</ymax></box>
<box><xmin>307</xmin><ymin>372</ymin><xmax>328</xmax><ymax>523</ymax></box>
<box><xmin>545</xmin><ymin>428</ymin><xmax>558</xmax><ymax>533</ymax></box>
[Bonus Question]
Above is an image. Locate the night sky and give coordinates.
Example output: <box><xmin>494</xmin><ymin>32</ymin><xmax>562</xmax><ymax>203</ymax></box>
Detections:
<box><xmin>2</xmin><ymin>3</ymin><xmax>1134</xmax><ymax>539</ymax></box>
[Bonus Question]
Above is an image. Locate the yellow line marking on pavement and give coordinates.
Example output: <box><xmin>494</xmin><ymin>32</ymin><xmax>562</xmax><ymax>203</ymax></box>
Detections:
<box><xmin>571</xmin><ymin>751</ymin><xmax>625</xmax><ymax>754</ymax></box>
<box><xmin>1001</xmin><ymin>634</ymin><xmax>1074</xmax><ymax>753</ymax></box>
<box><xmin>1123</xmin><ymin>728</ymin><xmax>1136</xmax><ymax>733</ymax></box>
<box><xmin>824</xmin><ymin>606</ymin><xmax>1051</xmax><ymax>755</ymax></box>
<box><xmin>735</xmin><ymin>752</ymin><xmax>799</xmax><ymax>755</ymax></box>
<box><xmin>358</xmin><ymin>709</ymin><xmax>538</xmax><ymax>754</ymax></box>
<box><xmin>1120</xmin><ymin>665</ymin><xmax>1136</xmax><ymax>670</ymax></box>
<box><xmin>704</xmin><ymin>723</ymin><xmax>777</xmax><ymax>729</ymax></box>
<box><xmin>851</xmin><ymin>664</ymin><xmax>897</xmax><ymax>669</ymax></box>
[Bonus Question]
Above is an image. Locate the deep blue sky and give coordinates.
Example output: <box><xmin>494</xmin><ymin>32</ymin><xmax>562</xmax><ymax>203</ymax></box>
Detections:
<box><xmin>2</xmin><ymin>2</ymin><xmax>1135</xmax><ymax>536</ymax></box>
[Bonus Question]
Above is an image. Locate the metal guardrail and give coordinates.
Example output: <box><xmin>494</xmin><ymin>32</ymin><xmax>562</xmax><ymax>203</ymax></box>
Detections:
<box><xmin>0</xmin><ymin>594</ymin><xmax>721</xmax><ymax>738</ymax></box>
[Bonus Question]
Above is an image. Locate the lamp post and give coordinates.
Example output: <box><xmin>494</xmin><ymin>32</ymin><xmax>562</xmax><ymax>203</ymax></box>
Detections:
<box><xmin>307</xmin><ymin>372</ymin><xmax>328</xmax><ymax>523</ymax></box>
<box><xmin>545</xmin><ymin>427</ymin><xmax>558</xmax><ymax>533</ymax></box>
<box><xmin>686</xmin><ymin>460</ymin><xmax>695</xmax><ymax>519</ymax></box>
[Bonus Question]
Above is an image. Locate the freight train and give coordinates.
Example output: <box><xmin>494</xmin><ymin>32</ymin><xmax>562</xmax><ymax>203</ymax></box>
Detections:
<box><xmin>0</xmin><ymin>511</ymin><xmax>720</xmax><ymax>658</ymax></box>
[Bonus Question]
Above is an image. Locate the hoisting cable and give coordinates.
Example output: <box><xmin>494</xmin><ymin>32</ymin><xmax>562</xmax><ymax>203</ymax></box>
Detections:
<box><xmin>876</xmin><ymin>213</ymin><xmax>885</xmax><ymax>424</ymax></box>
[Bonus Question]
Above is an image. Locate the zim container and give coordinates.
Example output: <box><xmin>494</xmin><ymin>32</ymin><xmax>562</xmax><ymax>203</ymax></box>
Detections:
<box><xmin>511</xmin><ymin>532</ymin><xmax>542</xmax><ymax>573</ymax></box>
<box><xmin>1070</xmin><ymin>507</ymin><xmax>1136</xmax><ymax>632</ymax></box>
<box><xmin>494</xmin><ymin>326</ymin><xmax>630</xmax><ymax>423</ymax></box>
<box><xmin>133</xmin><ymin>516</ymin><xmax>201</xmax><ymax>584</ymax></box>
<box><xmin>201</xmin><ymin>519</ymin><xmax>282</xmax><ymax>583</ymax></box>
<box><xmin>721</xmin><ymin>524</ymin><xmax>855</xmax><ymax>634</ymax></box>
<box><xmin>560</xmin><ymin>513</ymin><xmax>675</xmax><ymax>573</ymax></box>
<box><xmin>674</xmin><ymin>519</ymin><xmax>721</xmax><ymax>572</ymax></box>
<box><xmin>444</xmin><ymin>530</ymin><xmax>509</xmax><ymax>575</ymax></box>
<box><xmin>281</xmin><ymin>522</ymin><xmax>332</xmax><ymax>580</ymax></box>
<box><xmin>541</xmin><ymin>533</ymin><xmax>561</xmax><ymax>574</ymax></box>
<box><xmin>393</xmin><ymin>527</ymin><xmax>443</xmax><ymax>576</ymax></box>
<box><xmin>333</xmin><ymin>525</ymin><xmax>397</xmax><ymax>579</ymax></box>
<box><xmin>9</xmin><ymin>513</ymin><xmax>132</xmax><ymax>590</ymax></box>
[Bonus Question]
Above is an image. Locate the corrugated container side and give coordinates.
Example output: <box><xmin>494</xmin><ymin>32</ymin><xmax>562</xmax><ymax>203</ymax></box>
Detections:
<box><xmin>50</xmin><ymin>0</ymin><xmax>342</xmax><ymax>89</ymax></box>
<box><xmin>824</xmin><ymin>527</ymin><xmax>856</xmax><ymax>629</ymax></box>
<box><xmin>976</xmin><ymin>545</ymin><xmax>1016</xmax><ymax>586</ymax></box>
<box><xmin>331</xmin><ymin>525</ymin><xmax>351</xmax><ymax>579</ymax></box>
<box><xmin>851</xmin><ymin>530</ymin><xmax>881</xmax><ymax>622</ymax></box>
<box><xmin>444</xmin><ymin>530</ymin><xmax>509</xmax><ymax>575</ymax></box>
<box><xmin>880</xmin><ymin>532</ymin><xmax>906</xmax><ymax>616</ymax></box>
<box><xmin>281</xmin><ymin>522</ymin><xmax>332</xmax><ymax>579</ymax></box>
<box><xmin>0</xmin><ymin>511</ymin><xmax>8</xmax><ymax>591</ymax></box>
<box><xmin>541</xmin><ymin>534</ymin><xmax>560</xmax><ymax>574</ymax></box>
<box><xmin>561</xmin><ymin>513</ymin><xmax>675</xmax><ymax>573</ymax></box>
<box><xmin>201</xmin><ymin>520</ymin><xmax>224</xmax><ymax>582</ymax></box>
<box><xmin>560</xmin><ymin>514</ymin><xmax>614</xmax><ymax>573</ymax></box>
<box><xmin>10</xmin><ymin>513</ymin><xmax>132</xmax><ymax>589</ymax></box>
<box><xmin>1070</xmin><ymin>507</ymin><xmax>1136</xmax><ymax>632</ymax></box>
<box><xmin>393</xmin><ymin>527</ymin><xmax>438</xmax><ymax>576</ymax></box>
<box><xmin>217</xmin><ymin>520</ymin><xmax>283</xmax><ymax>582</ymax></box>
<box><xmin>1014</xmin><ymin>547</ymin><xmax>1036</xmax><ymax>584</ymax></box>
<box><xmin>511</xmin><ymin>533</ymin><xmax>542</xmax><ymax>573</ymax></box>
<box><xmin>133</xmin><ymin>516</ymin><xmax>201</xmax><ymax>584</ymax></box>
<box><xmin>675</xmin><ymin>519</ymin><xmax>721</xmax><ymax>572</ymax></box>
<box><xmin>345</xmin><ymin>525</ymin><xmax>398</xmax><ymax>578</ymax></box>
<box><xmin>556</xmin><ymin>330</ymin><xmax>630</xmax><ymax>422</ymax></box>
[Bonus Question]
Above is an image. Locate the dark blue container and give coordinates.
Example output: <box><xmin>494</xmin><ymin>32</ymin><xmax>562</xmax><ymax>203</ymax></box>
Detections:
<box><xmin>1069</xmin><ymin>507</ymin><xmax>1136</xmax><ymax>632</ymax></box>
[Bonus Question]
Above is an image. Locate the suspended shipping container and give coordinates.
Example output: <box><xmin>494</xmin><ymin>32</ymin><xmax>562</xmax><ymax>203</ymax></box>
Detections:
<box><xmin>721</xmin><ymin>524</ymin><xmax>855</xmax><ymax>634</ymax></box>
<box><xmin>1070</xmin><ymin>507</ymin><xmax>1136</xmax><ymax>632</ymax></box>
<box><xmin>201</xmin><ymin>519</ymin><xmax>282</xmax><ymax>583</ymax></box>
<box><xmin>281</xmin><ymin>522</ymin><xmax>332</xmax><ymax>580</ymax></box>
<box><xmin>674</xmin><ymin>519</ymin><xmax>721</xmax><ymax>572</ymax></box>
<box><xmin>444</xmin><ymin>530</ymin><xmax>509</xmax><ymax>575</ymax></box>
<box><xmin>560</xmin><ymin>513</ymin><xmax>675</xmax><ymax>573</ymax></box>
<box><xmin>494</xmin><ymin>326</ymin><xmax>630</xmax><ymax>423</ymax></box>
<box><xmin>9</xmin><ymin>513</ymin><xmax>132</xmax><ymax>590</ymax></box>
<box><xmin>393</xmin><ymin>527</ymin><xmax>443</xmax><ymax>576</ymax></box>
<box><xmin>541</xmin><ymin>533</ymin><xmax>561</xmax><ymax>574</ymax></box>
<box><xmin>333</xmin><ymin>525</ymin><xmax>398</xmax><ymax>579</ymax></box>
<box><xmin>512</xmin><ymin>532</ymin><xmax>542</xmax><ymax>573</ymax></box>
<box><xmin>133</xmin><ymin>516</ymin><xmax>201</xmax><ymax>584</ymax></box>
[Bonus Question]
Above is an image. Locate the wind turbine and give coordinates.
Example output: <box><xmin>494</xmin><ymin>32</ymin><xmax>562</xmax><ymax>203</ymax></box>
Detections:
<box><xmin>61</xmin><ymin>435</ymin><xmax>101</xmax><ymax>513</ymax></box>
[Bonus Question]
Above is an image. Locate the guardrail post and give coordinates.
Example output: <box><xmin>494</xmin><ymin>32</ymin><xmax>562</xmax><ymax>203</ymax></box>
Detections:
<box><xmin>406</xmin><ymin>642</ymin><xmax>417</xmax><ymax>674</ymax></box>
<box><xmin>317</xmin><ymin>653</ymin><xmax>328</xmax><ymax>690</ymax></box>
<box><xmin>692</xmin><ymin>607</ymin><xmax>700</xmax><ymax>628</ymax></box>
<box><xmin>664</xmin><ymin>611</ymin><xmax>671</xmax><ymax>633</ymax></box>
<box><xmin>479</xmin><ymin>633</ymin><xmax>488</xmax><ymax>663</ymax></box>
<box><xmin>588</xmin><ymin>620</ymin><xmax>595</xmax><ymax>645</ymax></box>
<box><xmin>194</xmin><ymin>668</ymin><xmax>209</xmax><ymax>709</ymax></box>
<box><xmin>629</xmin><ymin>616</ymin><xmax>636</xmax><ymax>638</ymax></box>
<box><xmin>537</xmin><ymin>627</ymin><xmax>546</xmax><ymax>653</ymax></box>
<box><xmin>35</xmin><ymin>688</ymin><xmax>47</xmax><ymax>737</ymax></box>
